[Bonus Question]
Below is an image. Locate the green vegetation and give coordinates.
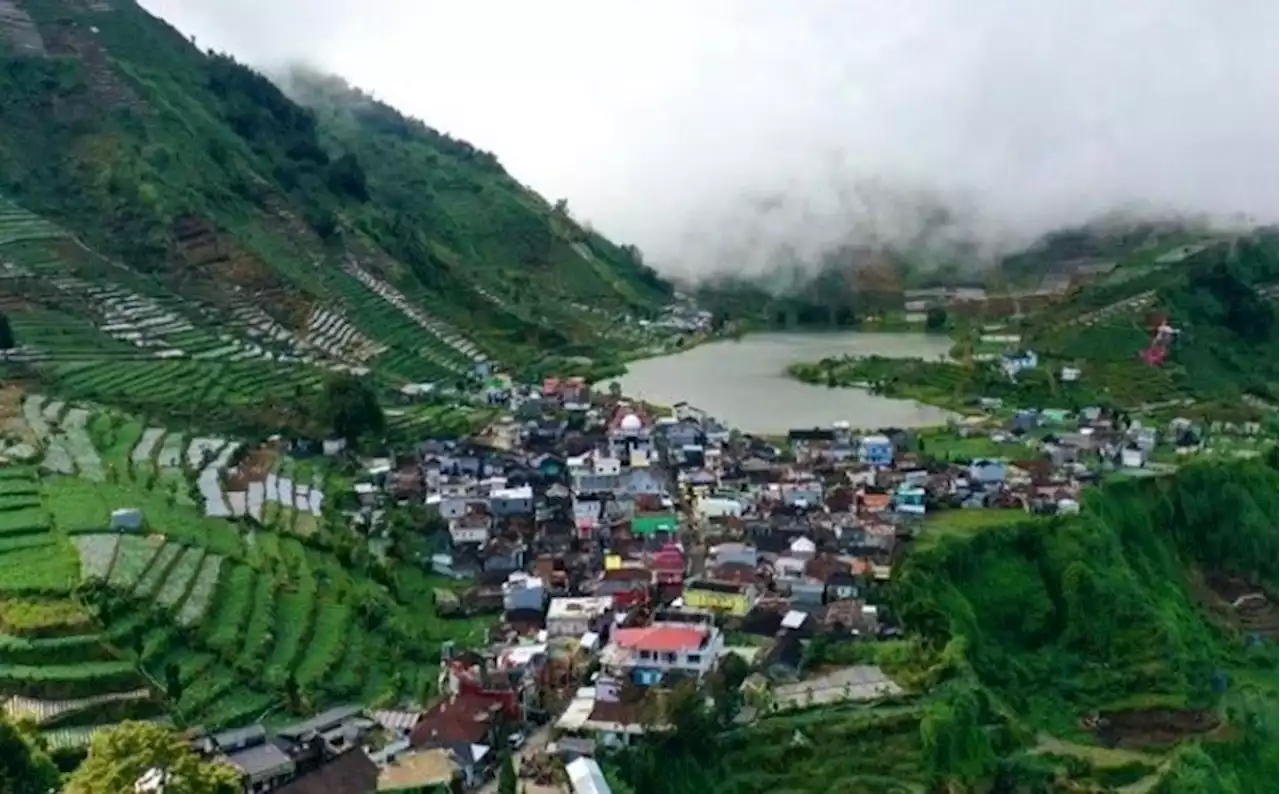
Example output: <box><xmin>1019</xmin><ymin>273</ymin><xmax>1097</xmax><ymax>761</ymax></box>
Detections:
<box><xmin>0</xmin><ymin>716</ymin><xmax>61</xmax><ymax>794</ymax></box>
<box><xmin>0</xmin><ymin>0</ymin><xmax>673</xmax><ymax>435</ymax></box>
<box><xmin>65</xmin><ymin>720</ymin><xmax>241</xmax><ymax>794</ymax></box>
<box><xmin>317</xmin><ymin>372</ymin><xmax>385</xmax><ymax>442</ymax></box>
<box><xmin>789</xmin><ymin>231</ymin><xmax>1279</xmax><ymax>412</ymax></box>
<box><xmin>612</xmin><ymin>458</ymin><xmax>1277</xmax><ymax>793</ymax></box>
<box><xmin>0</xmin><ymin>397</ymin><xmax>490</xmax><ymax>749</ymax></box>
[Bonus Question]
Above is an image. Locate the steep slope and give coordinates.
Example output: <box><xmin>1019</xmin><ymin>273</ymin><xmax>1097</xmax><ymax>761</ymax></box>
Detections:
<box><xmin>0</xmin><ymin>0</ymin><xmax>672</xmax><ymax>428</ymax></box>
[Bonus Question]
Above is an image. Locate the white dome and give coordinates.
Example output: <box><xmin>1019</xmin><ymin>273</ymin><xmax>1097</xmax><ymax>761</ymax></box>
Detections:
<box><xmin>619</xmin><ymin>413</ymin><xmax>642</xmax><ymax>432</ymax></box>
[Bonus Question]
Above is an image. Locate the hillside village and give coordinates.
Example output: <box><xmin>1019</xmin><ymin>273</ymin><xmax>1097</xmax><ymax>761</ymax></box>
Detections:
<box><xmin>2</xmin><ymin>347</ymin><xmax>1269</xmax><ymax>794</ymax></box>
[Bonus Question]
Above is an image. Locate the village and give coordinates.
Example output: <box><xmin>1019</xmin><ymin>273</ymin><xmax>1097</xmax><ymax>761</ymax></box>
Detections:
<box><xmin>175</xmin><ymin>364</ymin><xmax>1274</xmax><ymax>794</ymax></box>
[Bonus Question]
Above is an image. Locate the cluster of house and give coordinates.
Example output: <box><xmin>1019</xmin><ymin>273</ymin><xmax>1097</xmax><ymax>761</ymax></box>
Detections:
<box><xmin>230</xmin><ymin>378</ymin><xmax>1238</xmax><ymax>793</ymax></box>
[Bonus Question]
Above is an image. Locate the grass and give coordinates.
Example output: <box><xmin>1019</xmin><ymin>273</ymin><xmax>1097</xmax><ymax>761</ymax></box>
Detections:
<box><xmin>916</xmin><ymin>508</ymin><xmax>1046</xmax><ymax>549</ymax></box>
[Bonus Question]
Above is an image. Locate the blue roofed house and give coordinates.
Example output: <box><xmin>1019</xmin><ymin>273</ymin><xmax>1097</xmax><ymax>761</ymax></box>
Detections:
<box><xmin>858</xmin><ymin>434</ymin><xmax>894</xmax><ymax>467</ymax></box>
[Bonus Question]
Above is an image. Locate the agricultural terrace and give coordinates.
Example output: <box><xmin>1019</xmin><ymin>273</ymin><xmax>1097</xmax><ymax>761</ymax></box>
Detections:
<box><xmin>0</xmin><ymin>200</ymin><xmax>498</xmax><ymax>434</ymax></box>
<box><xmin>0</xmin><ymin>389</ymin><xmax>487</xmax><ymax>750</ymax></box>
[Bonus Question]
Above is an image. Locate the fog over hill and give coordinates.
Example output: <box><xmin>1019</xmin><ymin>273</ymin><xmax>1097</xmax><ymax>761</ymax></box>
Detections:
<box><xmin>143</xmin><ymin>0</ymin><xmax>1279</xmax><ymax>281</ymax></box>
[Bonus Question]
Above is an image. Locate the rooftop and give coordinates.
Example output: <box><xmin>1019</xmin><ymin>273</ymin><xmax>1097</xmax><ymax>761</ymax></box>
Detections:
<box><xmin>611</xmin><ymin>625</ymin><xmax>709</xmax><ymax>653</ymax></box>
<box><xmin>547</xmin><ymin>596</ymin><xmax>614</xmax><ymax>621</ymax></box>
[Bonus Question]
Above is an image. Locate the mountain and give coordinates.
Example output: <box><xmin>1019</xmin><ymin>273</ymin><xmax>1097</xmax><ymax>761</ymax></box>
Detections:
<box><xmin>0</xmin><ymin>0</ymin><xmax>672</xmax><ymax>435</ymax></box>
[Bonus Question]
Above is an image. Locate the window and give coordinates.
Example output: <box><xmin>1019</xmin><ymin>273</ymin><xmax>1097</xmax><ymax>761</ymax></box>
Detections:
<box><xmin>639</xmin><ymin>650</ymin><xmax>653</xmax><ymax>661</ymax></box>
<box><xmin>663</xmin><ymin>652</ymin><xmax>678</xmax><ymax>664</ymax></box>
<box><xmin>686</xmin><ymin>653</ymin><xmax>702</xmax><ymax>666</ymax></box>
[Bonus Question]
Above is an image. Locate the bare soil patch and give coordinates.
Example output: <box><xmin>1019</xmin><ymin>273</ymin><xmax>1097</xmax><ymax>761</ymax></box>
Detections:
<box><xmin>223</xmin><ymin>443</ymin><xmax>281</xmax><ymax>491</ymax></box>
<box><xmin>1202</xmin><ymin>572</ymin><xmax>1278</xmax><ymax>641</ymax></box>
<box><xmin>1096</xmin><ymin>708</ymin><xmax>1219</xmax><ymax>749</ymax></box>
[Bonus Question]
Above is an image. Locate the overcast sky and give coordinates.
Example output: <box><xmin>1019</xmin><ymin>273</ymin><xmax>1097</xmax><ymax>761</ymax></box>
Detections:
<box><xmin>141</xmin><ymin>0</ymin><xmax>1278</xmax><ymax>277</ymax></box>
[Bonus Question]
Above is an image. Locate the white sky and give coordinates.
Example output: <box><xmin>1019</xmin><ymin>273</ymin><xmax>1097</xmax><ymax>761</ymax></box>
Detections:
<box><xmin>141</xmin><ymin>0</ymin><xmax>1279</xmax><ymax>277</ymax></box>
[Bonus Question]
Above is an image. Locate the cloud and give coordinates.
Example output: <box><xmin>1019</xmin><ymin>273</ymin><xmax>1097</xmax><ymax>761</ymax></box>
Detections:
<box><xmin>142</xmin><ymin>0</ymin><xmax>1279</xmax><ymax>279</ymax></box>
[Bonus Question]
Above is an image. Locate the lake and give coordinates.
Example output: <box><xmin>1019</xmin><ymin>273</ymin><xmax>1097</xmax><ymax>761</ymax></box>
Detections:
<box><xmin>609</xmin><ymin>332</ymin><xmax>956</xmax><ymax>434</ymax></box>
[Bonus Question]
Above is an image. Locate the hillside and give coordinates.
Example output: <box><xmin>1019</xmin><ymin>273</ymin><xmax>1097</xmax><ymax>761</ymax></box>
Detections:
<box><xmin>0</xmin><ymin>389</ymin><xmax>489</xmax><ymax>754</ymax></box>
<box><xmin>790</xmin><ymin>229</ymin><xmax>1279</xmax><ymax>410</ymax></box>
<box><xmin>610</xmin><ymin>457</ymin><xmax>1279</xmax><ymax>794</ymax></box>
<box><xmin>0</xmin><ymin>0</ymin><xmax>673</xmax><ymax>435</ymax></box>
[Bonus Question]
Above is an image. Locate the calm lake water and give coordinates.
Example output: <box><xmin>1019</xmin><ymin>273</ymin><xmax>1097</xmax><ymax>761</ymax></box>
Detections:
<box><xmin>610</xmin><ymin>332</ymin><xmax>956</xmax><ymax>435</ymax></box>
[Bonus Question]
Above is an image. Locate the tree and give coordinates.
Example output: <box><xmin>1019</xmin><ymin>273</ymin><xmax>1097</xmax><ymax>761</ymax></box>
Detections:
<box><xmin>0</xmin><ymin>311</ymin><xmax>14</xmax><ymax>349</ymax></box>
<box><xmin>327</xmin><ymin>152</ymin><xmax>369</xmax><ymax>201</ymax></box>
<box><xmin>925</xmin><ymin>307</ymin><xmax>948</xmax><ymax>332</ymax></box>
<box><xmin>164</xmin><ymin>661</ymin><xmax>184</xmax><ymax>704</ymax></box>
<box><xmin>0</xmin><ymin>717</ymin><xmax>59</xmax><ymax>794</ymax></box>
<box><xmin>497</xmin><ymin>750</ymin><xmax>518</xmax><ymax>794</ymax></box>
<box><xmin>318</xmin><ymin>373</ymin><xmax>385</xmax><ymax>441</ymax></box>
<box><xmin>65</xmin><ymin>721</ymin><xmax>241</xmax><ymax>794</ymax></box>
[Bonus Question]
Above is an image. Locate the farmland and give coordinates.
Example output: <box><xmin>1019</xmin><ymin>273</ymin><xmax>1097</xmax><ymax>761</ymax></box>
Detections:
<box><xmin>0</xmin><ymin>389</ymin><xmax>489</xmax><ymax>750</ymax></box>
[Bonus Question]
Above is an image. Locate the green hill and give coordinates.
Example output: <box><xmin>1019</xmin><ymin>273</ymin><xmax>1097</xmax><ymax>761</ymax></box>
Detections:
<box><xmin>609</xmin><ymin>457</ymin><xmax>1278</xmax><ymax>794</ymax></box>
<box><xmin>0</xmin><ymin>0</ymin><xmax>672</xmax><ymax>435</ymax></box>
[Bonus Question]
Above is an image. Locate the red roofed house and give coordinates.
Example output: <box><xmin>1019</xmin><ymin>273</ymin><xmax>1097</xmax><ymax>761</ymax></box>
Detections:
<box><xmin>602</xmin><ymin>619</ymin><xmax>723</xmax><ymax>686</ymax></box>
<box><xmin>648</xmin><ymin>542</ymin><xmax>686</xmax><ymax>588</ymax></box>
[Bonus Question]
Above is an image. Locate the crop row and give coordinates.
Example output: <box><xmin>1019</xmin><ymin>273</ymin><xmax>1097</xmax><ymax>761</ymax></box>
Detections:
<box><xmin>0</xmin><ymin>543</ymin><xmax>80</xmax><ymax>596</ymax></box>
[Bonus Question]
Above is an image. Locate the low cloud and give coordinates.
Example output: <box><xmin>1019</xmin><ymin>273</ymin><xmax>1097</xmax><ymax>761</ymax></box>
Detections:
<box><xmin>142</xmin><ymin>0</ymin><xmax>1279</xmax><ymax>280</ymax></box>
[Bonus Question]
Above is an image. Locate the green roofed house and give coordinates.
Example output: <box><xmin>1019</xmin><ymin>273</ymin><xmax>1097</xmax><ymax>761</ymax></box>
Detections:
<box><xmin>631</xmin><ymin>512</ymin><xmax>678</xmax><ymax>535</ymax></box>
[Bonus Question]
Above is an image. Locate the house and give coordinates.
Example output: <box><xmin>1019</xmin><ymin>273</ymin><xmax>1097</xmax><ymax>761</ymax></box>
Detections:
<box><xmin>630</xmin><ymin>512</ymin><xmax>678</xmax><ymax>537</ymax></box>
<box><xmin>619</xmin><ymin>468</ymin><xmax>665</xmax><ymax>496</ymax></box>
<box><xmin>566</xmin><ymin>757</ymin><xmax>613</xmax><ymax>794</ymax></box>
<box><xmin>570</xmin><ymin>452</ymin><xmax>622</xmax><ymax>494</ymax></box>
<box><xmin>502</xmin><ymin>573</ymin><xmax>546</xmax><ymax>613</ymax></box>
<box><xmin>968</xmin><ymin>459</ymin><xmax>1006</xmax><ymax>485</ymax></box>
<box><xmin>595</xmin><ymin>567</ymin><xmax>652</xmax><ymax>608</ymax></box>
<box><xmin>206</xmin><ymin>725</ymin><xmax>296</xmax><ymax>793</ymax></box>
<box><xmin>448</xmin><ymin>510</ymin><xmax>491</xmax><ymax>546</ymax></box>
<box><xmin>1001</xmin><ymin>350</ymin><xmax>1038</xmax><ymax>377</ymax></box>
<box><xmin>683</xmin><ymin>579</ymin><xmax>758</xmax><ymax>617</ymax></box>
<box><xmin>894</xmin><ymin>484</ymin><xmax>926</xmax><ymax>515</ymax></box>
<box><xmin>546</xmin><ymin>596</ymin><xmax>615</xmax><ymax>639</ymax></box>
<box><xmin>603</xmin><ymin>620</ymin><xmax>724</xmax><ymax>685</ymax></box>
<box><xmin>608</xmin><ymin>407</ymin><xmax>654</xmax><ymax>462</ymax></box>
<box><xmin>489</xmin><ymin>484</ymin><xmax>534</xmax><ymax>516</ymax></box>
<box><xmin>1121</xmin><ymin>445</ymin><xmax>1148</xmax><ymax>469</ymax></box>
<box><xmin>109</xmin><ymin>508</ymin><xmax>143</xmax><ymax>532</ymax></box>
<box><xmin>273</xmin><ymin>747</ymin><xmax>378</xmax><ymax>794</ymax></box>
<box><xmin>858</xmin><ymin>435</ymin><xmax>894</xmax><ymax>467</ymax></box>
<box><xmin>648</xmin><ymin>543</ymin><xmax>686</xmax><ymax>587</ymax></box>
<box><xmin>408</xmin><ymin>694</ymin><xmax>502</xmax><ymax>788</ymax></box>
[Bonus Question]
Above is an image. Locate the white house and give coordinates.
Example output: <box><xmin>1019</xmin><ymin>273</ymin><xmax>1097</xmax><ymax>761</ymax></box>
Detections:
<box><xmin>547</xmin><ymin>596</ymin><xmax>615</xmax><ymax>639</ymax></box>
<box><xmin>1120</xmin><ymin>446</ymin><xmax>1148</xmax><ymax>469</ymax></box>
<box><xmin>602</xmin><ymin>619</ymin><xmax>724</xmax><ymax>686</ymax></box>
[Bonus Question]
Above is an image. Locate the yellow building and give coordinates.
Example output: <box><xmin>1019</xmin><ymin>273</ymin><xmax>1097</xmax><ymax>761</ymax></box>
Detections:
<box><xmin>682</xmin><ymin>580</ymin><xmax>757</xmax><ymax>617</ymax></box>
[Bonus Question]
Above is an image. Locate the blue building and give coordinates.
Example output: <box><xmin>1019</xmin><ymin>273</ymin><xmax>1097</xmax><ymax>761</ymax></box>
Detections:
<box><xmin>894</xmin><ymin>484</ymin><xmax>926</xmax><ymax>515</ymax></box>
<box><xmin>858</xmin><ymin>434</ymin><xmax>894</xmax><ymax>466</ymax></box>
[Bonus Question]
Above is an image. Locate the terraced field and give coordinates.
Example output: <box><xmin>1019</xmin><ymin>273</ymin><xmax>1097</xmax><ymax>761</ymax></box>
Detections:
<box><xmin>0</xmin><ymin>389</ymin><xmax>488</xmax><ymax>747</ymax></box>
<box><xmin>0</xmin><ymin>199</ymin><xmax>497</xmax><ymax>428</ymax></box>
